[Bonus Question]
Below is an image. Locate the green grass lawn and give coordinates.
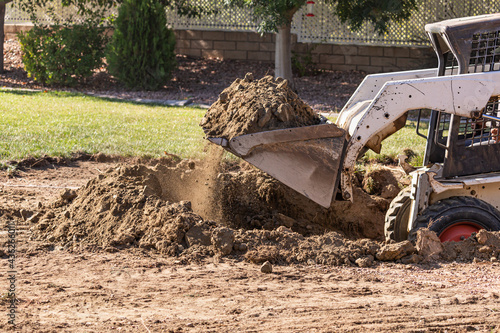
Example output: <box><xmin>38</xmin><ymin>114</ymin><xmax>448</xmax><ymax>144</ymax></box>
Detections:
<box><xmin>327</xmin><ymin>113</ymin><xmax>429</xmax><ymax>166</ymax></box>
<box><xmin>0</xmin><ymin>89</ymin><xmax>428</xmax><ymax>166</ymax></box>
<box><xmin>364</xmin><ymin>120</ymin><xmax>429</xmax><ymax>166</ymax></box>
<box><xmin>0</xmin><ymin>90</ymin><xmax>207</xmax><ymax>161</ymax></box>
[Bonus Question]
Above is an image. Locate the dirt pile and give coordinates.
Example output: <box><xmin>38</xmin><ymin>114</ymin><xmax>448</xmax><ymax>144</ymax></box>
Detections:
<box><xmin>200</xmin><ymin>74</ymin><xmax>322</xmax><ymax>139</ymax></box>
<box><xmin>28</xmin><ymin>165</ymin><xmax>204</xmax><ymax>256</ymax></box>
<box><xmin>240</xmin><ymin>228</ymin><xmax>381</xmax><ymax>266</ymax></box>
<box><xmin>24</xmin><ymin>159</ymin><xmax>500</xmax><ymax>266</ymax></box>
<box><xmin>26</xmin><ymin>160</ymin><xmax>335</xmax><ymax>255</ymax></box>
<box><xmin>361</xmin><ymin>166</ymin><xmax>405</xmax><ymax>199</ymax></box>
<box><xmin>416</xmin><ymin>228</ymin><xmax>500</xmax><ymax>263</ymax></box>
<box><xmin>26</xmin><ymin>161</ymin><xmax>383</xmax><ymax>264</ymax></box>
<box><xmin>23</xmin><ymin>157</ymin><xmax>387</xmax><ymax>260</ymax></box>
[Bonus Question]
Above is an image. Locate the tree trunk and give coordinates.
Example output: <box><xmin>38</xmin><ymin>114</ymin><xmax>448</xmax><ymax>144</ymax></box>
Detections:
<box><xmin>275</xmin><ymin>23</ymin><xmax>293</xmax><ymax>86</ymax></box>
<box><xmin>1</xmin><ymin>1</ymin><xmax>13</xmax><ymax>74</ymax></box>
<box><xmin>0</xmin><ymin>3</ymin><xmax>6</xmax><ymax>74</ymax></box>
<box><xmin>275</xmin><ymin>6</ymin><xmax>299</xmax><ymax>89</ymax></box>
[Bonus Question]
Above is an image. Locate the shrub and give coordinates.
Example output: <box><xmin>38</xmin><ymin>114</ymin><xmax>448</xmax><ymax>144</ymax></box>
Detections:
<box><xmin>106</xmin><ymin>0</ymin><xmax>177</xmax><ymax>90</ymax></box>
<box><xmin>18</xmin><ymin>24</ymin><xmax>108</xmax><ymax>86</ymax></box>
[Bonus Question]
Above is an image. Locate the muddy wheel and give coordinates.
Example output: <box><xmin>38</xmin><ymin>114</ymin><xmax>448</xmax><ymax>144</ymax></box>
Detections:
<box><xmin>385</xmin><ymin>187</ymin><xmax>412</xmax><ymax>242</ymax></box>
<box><xmin>410</xmin><ymin>196</ymin><xmax>500</xmax><ymax>242</ymax></box>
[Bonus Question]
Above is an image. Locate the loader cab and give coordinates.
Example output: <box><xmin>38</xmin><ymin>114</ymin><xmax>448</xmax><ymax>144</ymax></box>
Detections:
<box><xmin>422</xmin><ymin>14</ymin><xmax>500</xmax><ymax>178</ymax></box>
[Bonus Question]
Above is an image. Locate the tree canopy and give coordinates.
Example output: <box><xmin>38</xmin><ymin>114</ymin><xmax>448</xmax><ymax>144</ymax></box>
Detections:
<box><xmin>226</xmin><ymin>0</ymin><xmax>417</xmax><ymax>34</ymax></box>
<box><xmin>226</xmin><ymin>0</ymin><xmax>418</xmax><ymax>84</ymax></box>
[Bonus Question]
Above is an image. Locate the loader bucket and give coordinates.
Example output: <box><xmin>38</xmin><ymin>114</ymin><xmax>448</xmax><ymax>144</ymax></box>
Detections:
<box><xmin>207</xmin><ymin>124</ymin><xmax>347</xmax><ymax>208</ymax></box>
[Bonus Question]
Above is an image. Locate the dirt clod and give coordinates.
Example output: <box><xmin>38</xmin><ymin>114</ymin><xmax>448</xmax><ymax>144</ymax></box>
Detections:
<box><xmin>60</xmin><ymin>189</ymin><xmax>77</xmax><ymax>201</ymax></box>
<box><xmin>362</xmin><ymin>167</ymin><xmax>404</xmax><ymax>199</ymax></box>
<box><xmin>185</xmin><ymin>224</ymin><xmax>212</xmax><ymax>247</ymax></box>
<box><xmin>200</xmin><ymin>74</ymin><xmax>322</xmax><ymax>140</ymax></box>
<box><xmin>211</xmin><ymin>227</ymin><xmax>235</xmax><ymax>255</ymax></box>
<box><xmin>416</xmin><ymin>228</ymin><xmax>444</xmax><ymax>259</ymax></box>
<box><xmin>20</xmin><ymin>208</ymin><xmax>32</xmax><ymax>221</ymax></box>
<box><xmin>376</xmin><ymin>240</ymin><xmax>416</xmax><ymax>261</ymax></box>
<box><xmin>355</xmin><ymin>255</ymin><xmax>374</xmax><ymax>267</ymax></box>
<box><xmin>260</xmin><ymin>261</ymin><xmax>273</xmax><ymax>273</ymax></box>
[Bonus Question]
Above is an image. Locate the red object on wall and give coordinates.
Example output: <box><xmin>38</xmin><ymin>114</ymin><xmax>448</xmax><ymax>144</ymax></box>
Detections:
<box><xmin>306</xmin><ymin>1</ymin><xmax>315</xmax><ymax>17</ymax></box>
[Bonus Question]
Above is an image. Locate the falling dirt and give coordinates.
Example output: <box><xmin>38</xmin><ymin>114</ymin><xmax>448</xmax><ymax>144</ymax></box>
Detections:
<box><xmin>159</xmin><ymin>144</ymin><xmax>225</xmax><ymax>223</ymax></box>
<box><xmin>199</xmin><ymin>73</ymin><xmax>323</xmax><ymax>140</ymax></box>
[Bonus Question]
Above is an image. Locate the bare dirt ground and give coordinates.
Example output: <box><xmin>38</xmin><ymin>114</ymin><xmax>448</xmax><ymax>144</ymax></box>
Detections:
<box><xmin>1</xmin><ymin>159</ymin><xmax>499</xmax><ymax>332</ymax></box>
<box><xmin>2</xmin><ymin>39</ymin><xmax>500</xmax><ymax>332</ymax></box>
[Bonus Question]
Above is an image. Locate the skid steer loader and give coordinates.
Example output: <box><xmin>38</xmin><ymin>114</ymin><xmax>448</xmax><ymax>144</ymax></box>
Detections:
<box><xmin>207</xmin><ymin>14</ymin><xmax>500</xmax><ymax>242</ymax></box>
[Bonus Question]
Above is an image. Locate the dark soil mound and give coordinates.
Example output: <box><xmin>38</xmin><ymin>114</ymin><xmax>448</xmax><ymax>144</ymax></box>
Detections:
<box><xmin>200</xmin><ymin>74</ymin><xmax>322</xmax><ymax>140</ymax></box>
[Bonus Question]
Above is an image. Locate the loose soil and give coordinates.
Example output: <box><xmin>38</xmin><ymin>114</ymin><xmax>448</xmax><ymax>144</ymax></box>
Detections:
<box><xmin>200</xmin><ymin>74</ymin><xmax>321</xmax><ymax>139</ymax></box>
<box><xmin>1</xmin><ymin>156</ymin><xmax>500</xmax><ymax>332</ymax></box>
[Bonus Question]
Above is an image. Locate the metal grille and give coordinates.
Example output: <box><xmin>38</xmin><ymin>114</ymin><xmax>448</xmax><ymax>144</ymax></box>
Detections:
<box><xmin>440</xmin><ymin>26</ymin><xmax>500</xmax><ymax>149</ymax></box>
<box><xmin>444</xmin><ymin>53</ymin><xmax>460</xmax><ymax>75</ymax></box>
<box><xmin>470</xmin><ymin>31</ymin><xmax>500</xmax><ymax>72</ymax></box>
<box><xmin>5</xmin><ymin>0</ymin><xmax>500</xmax><ymax>47</ymax></box>
<box><xmin>461</xmin><ymin>97</ymin><xmax>500</xmax><ymax>147</ymax></box>
<box><xmin>437</xmin><ymin>112</ymin><xmax>452</xmax><ymax>142</ymax></box>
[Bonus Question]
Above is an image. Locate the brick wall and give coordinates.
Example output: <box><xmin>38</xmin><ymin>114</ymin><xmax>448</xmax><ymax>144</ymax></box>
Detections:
<box><xmin>5</xmin><ymin>24</ymin><xmax>437</xmax><ymax>73</ymax></box>
<box><xmin>174</xmin><ymin>30</ymin><xmax>437</xmax><ymax>74</ymax></box>
<box><xmin>5</xmin><ymin>24</ymin><xmax>33</xmax><ymax>37</ymax></box>
<box><xmin>176</xmin><ymin>30</ymin><xmax>437</xmax><ymax>73</ymax></box>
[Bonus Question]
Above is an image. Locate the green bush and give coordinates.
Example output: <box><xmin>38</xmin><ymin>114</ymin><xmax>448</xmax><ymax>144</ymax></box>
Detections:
<box><xmin>18</xmin><ymin>24</ymin><xmax>108</xmax><ymax>86</ymax></box>
<box><xmin>106</xmin><ymin>0</ymin><xmax>177</xmax><ymax>90</ymax></box>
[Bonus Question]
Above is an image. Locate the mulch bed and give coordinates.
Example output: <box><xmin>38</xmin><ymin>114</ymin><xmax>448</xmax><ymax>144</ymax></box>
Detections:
<box><xmin>1</xmin><ymin>38</ymin><xmax>365</xmax><ymax>111</ymax></box>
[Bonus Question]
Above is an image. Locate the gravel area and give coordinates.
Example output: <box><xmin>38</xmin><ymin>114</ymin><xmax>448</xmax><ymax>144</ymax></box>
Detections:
<box><xmin>2</xmin><ymin>38</ymin><xmax>365</xmax><ymax>112</ymax></box>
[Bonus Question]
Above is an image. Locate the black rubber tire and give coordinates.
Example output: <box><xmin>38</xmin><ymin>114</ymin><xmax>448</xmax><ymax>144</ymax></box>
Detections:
<box><xmin>409</xmin><ymin>196</ymin><xmax>500</xmax><ymax>241</ymax></box>
<box><xmin>385</xmin><ymin>187</ymin><xmax>412</xmax><ymax>242</ymax></box>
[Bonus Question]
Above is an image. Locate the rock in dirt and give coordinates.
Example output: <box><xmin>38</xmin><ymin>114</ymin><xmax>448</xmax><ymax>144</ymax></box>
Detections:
<box><xmin>200</xmin><ymin>74</ymin><xmax>322</xmax><ymax>140</ymax></box>
<box><xmin>211</xmin><ymin>227</ymin><xmax>235</xmax><ymax>255</ymax></box>
<box><xmin>185</xmin><ymin>224</ymin><xmax>212</xmax><ymax>247</ymax></box>
<box><xmin>416</xmin><ymin>228</ymin><xmax>443</xmax><ymax>259</ymax></box>
<box><xmin>26</xmin><ymin>212</ymin><xmax>41</xmax><ymax>224</ymax></box>
<box><xmin>355</xmin><ymin>255</ymin><xmax>374</xmax><ymax>267</ymax></box>
<box><xmin>260</xmin><ymin>261</ymin><xmax>273</xmax><ymax>274</ymax></box>
<box><xmin>376</xmin><ymin>240</ymin><xmax>416</xmax><ymax>261</ymax></box>
<box><xmin>20</xmin><ymin>209</ymin><xmax>33</xmax><ymax>221</ymax></box>
<box><xmin>60</xmin><ymin>189</ymin><xmax>77</xmax><ymax>202</ymax></box>
<box><xmin>401</xmin><ymin>254</ymin><xmax>423</xmax><ymax>264</ymax></box>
